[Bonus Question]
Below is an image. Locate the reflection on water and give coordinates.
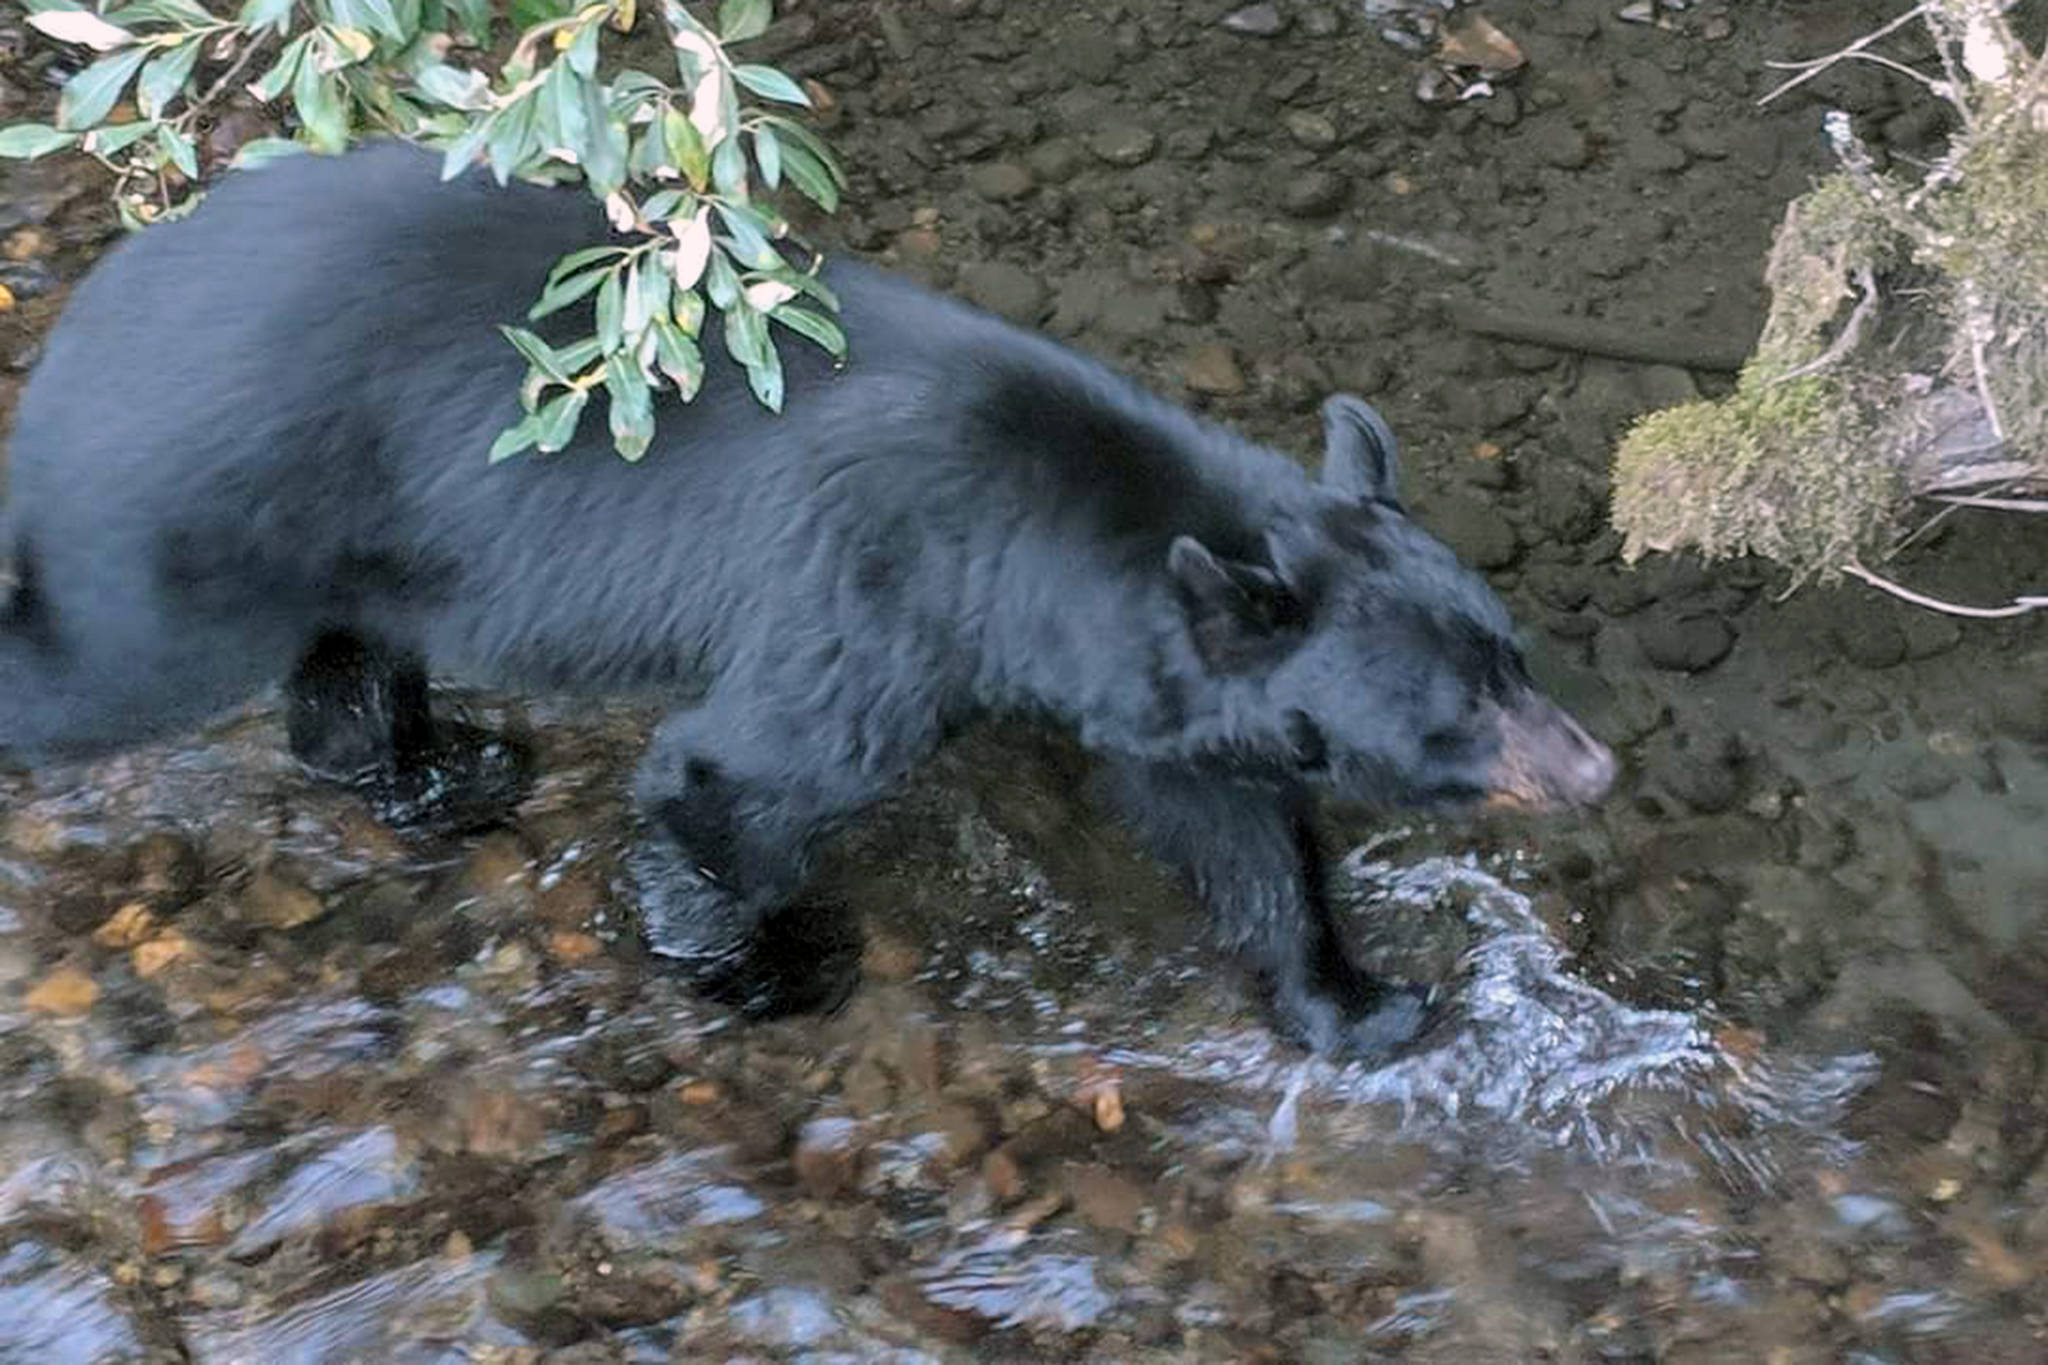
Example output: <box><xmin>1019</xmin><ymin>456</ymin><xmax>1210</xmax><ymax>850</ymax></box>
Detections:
<box><xmin>0</xmin><ymin>716</ymin><xmax>2035</xmax><ymax>1360</ymax></box>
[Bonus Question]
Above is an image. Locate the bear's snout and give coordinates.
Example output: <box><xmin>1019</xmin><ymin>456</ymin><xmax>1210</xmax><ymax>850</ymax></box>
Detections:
<box><xmin>1480</xmin><ymin>697</ymin><xmax>1617</xmax><ymax>812</ymax></box>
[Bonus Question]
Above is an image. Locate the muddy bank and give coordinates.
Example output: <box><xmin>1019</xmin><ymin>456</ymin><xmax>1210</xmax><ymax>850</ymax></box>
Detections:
<box><xmin>5</xmin><ymin>0</ymin><xmax>2048</xmax><ymax>1360</ymax></box>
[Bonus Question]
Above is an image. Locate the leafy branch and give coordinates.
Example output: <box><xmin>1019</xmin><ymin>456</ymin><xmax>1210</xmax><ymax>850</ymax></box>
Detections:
<box><xmin>1</xmin><ymin>0</ymin><xmax>851</xmax><ymax>461</ymax></box>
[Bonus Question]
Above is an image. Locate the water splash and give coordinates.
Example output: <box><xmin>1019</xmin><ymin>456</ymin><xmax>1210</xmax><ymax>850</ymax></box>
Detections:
<box><xmin>1092</xmin><ymin>845</ymin><xmax>1876</xmax><ymax>1192</ymax></box>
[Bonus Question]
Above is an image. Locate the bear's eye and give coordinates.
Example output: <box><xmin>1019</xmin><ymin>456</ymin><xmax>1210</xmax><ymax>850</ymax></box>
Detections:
<box><xmin>1285</xmin><ymin>710</ymin><xmax>1328</xmax><ymax>771</ymax></box>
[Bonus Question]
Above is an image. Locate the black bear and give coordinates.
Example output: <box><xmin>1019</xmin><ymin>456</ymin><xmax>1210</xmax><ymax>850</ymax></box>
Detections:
<box><xmin>0</xmin><ymin>142</ymin><xmax>1613</xmax><ymax>1058</ymax></box>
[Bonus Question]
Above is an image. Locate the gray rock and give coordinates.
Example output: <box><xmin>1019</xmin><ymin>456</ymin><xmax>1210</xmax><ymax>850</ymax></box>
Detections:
<box><xmin>1299</xmin><ymin>7</ymin><xmax>1344</xmax><ymax>38</ymax></box>
<box><xmin>1088</xmin><ymin>121</ymin><xmax>1158</xmax><ymax>167</ymax></box>
<box><xmin>1644</xmin><ymin>726</ymin><xmax>1747</xmax><ymax>815</ymax></box>
<box><xmin>1222</xmin><ymin>4</ymin><xmax>1288</xmax><ymax>37</ymax></box>
<box><xmin>967</xmin><ymin>162</ymin><xmax>1035</xmax><ymax>202</ymax></box>
<box><xmin>1165</xmin><ymin>126</ymin><xmax>1217</xmax><ymax>161</ymax></box>
<box><xmin>957</xmin><ymin>261</ymin><xmax>1049</xmax><ymax>326</ymax></box>
<box><xmin>1025</xmin><ymin>139</ymin><xmax>1083</xmax><ymax>184</ymax></box>
<box><xmin>1636</xmin><ymin>611</ymin><xmax>1735</xmax><ymax>673</ymax></box>
<box><xmin>1424</xmin><ymin>495</ymin><xmax>1520</xmax><ymax>570</ymax></box>
<box><xmin>1286</xmin><ymin>111</ymin><xmax>1341</xmax><ymax>151</ymax></box>
<box><xmin>1281</xmin><ymin>170</ymin><xmax>1350</xmax><ymax>218</ymax></box>
<box><xmin>1183</xmin><ymin>343</ymin><xmax>1247</xmax><ymax>396</ymax></box>
<box><xmin>1527</xmin><ymin>120</ymin><xmax>1592</xmax><ymax>170</ymax></box>
<box><xmin>1527</xmin><ymin>564</ymin><xmax>1592</xmax><ymax>611</ymax></box>
<box><xmin>1884</xmin><ymin>755</ymin><xmax>1958</xmax><ymax>802</ymax></box>
<box><xmin>1534</xmin><ymin>476</ymin><xmax>1603</xmax><ymax>545</ymax></box>
<box><xmin>1833</xmin><ymin>616</ymin><xmax>1907</xmax><ymax>670</ymax></box>
<box><xmin>1902</xmin><ymin>612</ymin><xmax>1962</xmax><ymax>660</ymax></box>
<box><xmin>1479</xmin><ymin>89</ymin><xmax>1522</xmax><ymax>128</ymax></box>
<box><xmin>1056</xmin><ymin>25</ymin><xmax>1120</xmax><ymax>85</ymax></box>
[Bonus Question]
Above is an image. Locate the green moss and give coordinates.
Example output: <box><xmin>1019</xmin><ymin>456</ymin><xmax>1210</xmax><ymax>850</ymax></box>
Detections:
<box><xmin>1607</xmin><ymin>11</ymin><xmax>2048</xmax><ymax>584</ymax></box>
<box><xmin>1612</xmin><ymin>369</ymin><xmax>1895</xmax><ymax>581</ymax></box>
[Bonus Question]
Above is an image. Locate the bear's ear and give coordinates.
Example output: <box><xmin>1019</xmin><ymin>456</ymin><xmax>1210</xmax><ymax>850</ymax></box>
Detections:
<box><xmin>1167</xmin><ymin>535</ymin><xmax>1307</xmax><ymax>672</ymax></box>
<box><xmin>1319</xmin><ymin>394</ymin><xmax>1400</xmax><ymax>504</ymax></box>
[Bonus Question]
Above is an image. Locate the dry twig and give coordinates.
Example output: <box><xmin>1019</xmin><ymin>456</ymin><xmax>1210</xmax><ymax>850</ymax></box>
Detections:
<box><xmin>1768</xmin><ymin>265</ymin><xmax>1881</xmax><ymax>386</ymax></box>
<box><xmin>1844</xmin><ymin>562</ymin><xmax>2048</xmax><ymax>617</ymax></box>
<box><xmin>1758</xmin><ymin>4</ymin><xmax>1934</xmax><ymax>107</ymax></box>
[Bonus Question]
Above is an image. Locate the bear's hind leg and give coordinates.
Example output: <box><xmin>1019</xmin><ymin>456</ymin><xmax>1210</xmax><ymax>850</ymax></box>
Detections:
<box><xmin>285</xmin><ymin>630</ymin><xmax>533</xmax><ymax>835</ymax></box>
<box><xmin>0</xmin><ymin>558</ymin><xmax>281</xmax><ymax>768</ymax></box>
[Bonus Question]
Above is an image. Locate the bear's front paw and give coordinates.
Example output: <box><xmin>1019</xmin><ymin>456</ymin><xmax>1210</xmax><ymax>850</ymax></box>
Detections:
<box><xmin>1340</xmin><ymin>985</ymin><xmax>1435</xmax><ymax>1061</ymax></box>
<box><xmin>1272</xmin><ymin>978</ymin><xmax>1435</xmax><ymax>1064</ymax></box>
<box><xmin>628</xmin><ymin>844</ymin><xmax>861</xmax><ymax>1020</ymax></box>
<box><xmin>689</xmin><ymin>905</ymin><xmax>863</xmax><ymax>1021</ymax></box>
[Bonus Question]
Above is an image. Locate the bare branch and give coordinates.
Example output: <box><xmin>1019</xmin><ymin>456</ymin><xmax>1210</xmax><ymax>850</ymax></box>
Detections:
<box><xmin>1844</xmin><ymin>562</ymin><xmax>2048</xmax><ymax>617</ymax></box>
<box><xmin>1768</xmin><ymin>265</ymin><xmax>1881</xmax><ymax>386</ymax></box>
<box><xmin>1759</xmin><ymin>4</ymin><xmax>1934</xmax><ymax>107</ymax></box>
<box><xmin>1930</xmin><ymin>492</ymin><xmax>2048</xmax><ymax>512</ymax></box>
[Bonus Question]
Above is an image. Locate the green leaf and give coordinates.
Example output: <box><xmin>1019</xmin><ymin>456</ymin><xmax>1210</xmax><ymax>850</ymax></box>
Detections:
<box><xmin>595</xmin><ymin>269</ymin><xmax>624</xmax><ymax>351</ymax></box>
<box><xmin>0</xmin><ymin>124</ymin><xmax>79</xmax><ymax>160</ymax></box>
<box><xmin>618</xmin><ymin>257</ymin><xmax>648</xmax><ymax>335</ymax></box>
<box><xmin>527</xmin><ymin>262</ymin><xmax>612</xmax><ymax>320</ymax></box>
<box><xmin>723</xmin><ymin>299</ymin><xmax>769</xmax><ymax>369</ymax></box>
<box><xmin>635</xmin><ymin>258</ymin><xmax>673</xmax><ymax>335</ymax></box>
<box><xmin>27</xmin><ymin>7</ymin><xmax>135</xmax><ymax>50</ymax></box>
<box><xmin>717</xmin><ymin>0</ymin><xmax>771</xmax><ymax>43</ymax></box>
<box><xmin>230</xmin><ymin>135</ymin><xmax>308</xmax><ymax>168</ymax></box>
<box><xmin>578</xmin><ymin>76</ymin><xmax>627</xmax><ymax>197</ymax></box>
<box><xmin>652</xmin><ymin>319</ymin><xmax>703</xmax><ymax>399</ymax></box>
<box><xmin>438</xmin><ymin>110</ymin><xmax>491</xmax><ymax>178</ymax></box>
<box><xmin>56</xmin><ymin>45</ymin><xmax>152</xmax><ymax>132</ymax></box>
<box><xmin>714</xmin><ymin>202</ymin><xmax>779</xmax><ymax>269</ymax></box>
<box><xmin>546</xmin><ymin>245</ymin><xmax>627</xmax><ymax>285</ymax></box>
<box><xmin>556</xmin><ymin>336</ymin><xmax>604</xmax><ymax>372</ymax></box>
<box><xmin>604</xmin><ymin>351</ymin><xmax>654</xmax><ymax>460</ymax></box>
<box><xmin>610</xmin><ymin>69</ymin><xmax>667</xmax><ymax>105</ymax></box>
<box><xmin>662</xmin><ymin>107</ymin><xmax>708</xmax><ymax>190</ymax></box>
<box><xmin>489</xmin><ymin>410</ymin><xmax>545</xmax><ymax>462</ymax></box>
<box><xmin>751</xmin><ymin>123</ymin><xmax>780</xmax><ymax>189</ymax></box>
<box><xmin>485</xmin><ymin>91</ymin><xmax>537</xmax><ymax>182</ymax></box>
<box><xmin>745</xmin><ymin>341</ymin><xmax>783</xmax><ymax>411</ymax></box>
<box><xmin>533</xmin><ymin>387</ymin><xmax>588</xmax><ymax>453</ymax></box>
<box><xmin>354</xmin><ymin>0</ymin><xmax>410</xmax><ymax>44</ymax></box>
<box><xmin>248</xmin><ymin>33</ymin><xmax>309</xmax><ymax>103</ymax></box>
<box><xmin>566</xmin><ymin>16</ymin><xmax>600</xmax><ymax>78</ymax></box>
<box><xmin>640</xmin><ymin>188</ymin><xmax>688</xmax><ymax>224</ymax></box>
<box><xmin>136</xmin><ymin>39</ymin><xmax>201</xmax><ymax>121</ymax></box>
<box><xmin>291</xmin><ymin>48</ymin><xmax>349</xmax><ymax>153</ymax></box>
<box><xmin>322</xmin><ymin>24</ymin><xmax>377</xmax><ymax>65</ymax></box>
<box><xmin>102</xmin><ymin>0</ymin><xmax>216</xmax><ymax>27</ymax></box>
<box><xmin>773</xmin><ymin>138</ymin><xmax>837</xmax><ymax>211</ymax></box>
<box><xmin>541</xmin><ymin>59</ymin><xmax>586</xmax><ymax>156</ymax></box>
<box><xmin>238</xmin><ymin>0</ymin><xmax>297</xmax><ymax>35</ymax></box>
<box><xmin>710</xmin><ymin>133</ymin><xmax>745</xmax><ymax>198</ymax></box>
<box><xmin>770</xmin><ymin>303</ymin><xmax>845</xmax><ymax>360</ymax></box>
<box><xmin>760</xmin><ymin>113</ymin><xmax>843</xmax><ymax>182</ymax></box>
<box><xmin>704</xmin><ymin>249</ymin><xmax>740</xmax><ymax>311</ymax></box>
<box><xmin>730</xmin><ymin>63</ymin><xmax>807</xmax><ymax>106</ymax></box>
<box><xmin>155</xmin><ymin>123</ymin><xmax>198</xmax><ymax>179</ymax></box>
<box><xmin>672</xmin><ymin>287</ymin><xmax>704</xmax><ymax>336</ymax></box>
<box><xmin>754</xmin><ymin>260</ymin><xmax>838</xmax><ymax>310</ymax></box>
<box><xmin>499</xmin><ymin>325</ymin><xmax>571</xmax><ymax>382</ymax></box>
<box><xmin>82</xmin><ymin>119</ymin><xmax>155</xmax><ymax>154</ymax></box>
<box><xmin>412</xmin><ymin>61</ymin><xmax>489</xmax><ymax>110</ymax></box>
<box><xmin>444</xmin><ymin>0</ymin><xmax>492</xmax><ymax>42</ymax></box>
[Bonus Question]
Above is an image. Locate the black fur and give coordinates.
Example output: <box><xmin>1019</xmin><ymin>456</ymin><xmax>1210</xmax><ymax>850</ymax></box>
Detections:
<box><xmin>0</xmin><ymin>142</ymin><xmax>1613</xmax><ymax>1058</ymax></box>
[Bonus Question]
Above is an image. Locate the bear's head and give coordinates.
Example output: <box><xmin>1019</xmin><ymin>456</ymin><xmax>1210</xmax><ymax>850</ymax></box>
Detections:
<box><xmin>1167</xmin><ymin>394</ymin><xmax>1616</xmax><ymax>814</ymax></box>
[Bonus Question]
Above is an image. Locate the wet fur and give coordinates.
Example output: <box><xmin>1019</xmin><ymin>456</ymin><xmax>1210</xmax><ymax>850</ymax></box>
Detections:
<box><xmin>0</xmin><ymin>141</ymin><xmax>1592</xmax><ymax>1056</ymax></box>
